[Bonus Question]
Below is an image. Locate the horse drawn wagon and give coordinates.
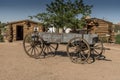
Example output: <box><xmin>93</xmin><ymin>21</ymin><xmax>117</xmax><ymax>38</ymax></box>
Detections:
<box><xmin>23</xmin><ymin>29</ymin><xmax>104</xmax><ymax>64</ymax></box>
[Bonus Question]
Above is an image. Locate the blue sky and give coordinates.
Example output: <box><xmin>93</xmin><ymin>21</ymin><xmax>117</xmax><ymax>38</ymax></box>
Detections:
<box><xmin>0</xmin><ymin>0</ymin><xmax>120</xmax><ymax>24</ymax></box>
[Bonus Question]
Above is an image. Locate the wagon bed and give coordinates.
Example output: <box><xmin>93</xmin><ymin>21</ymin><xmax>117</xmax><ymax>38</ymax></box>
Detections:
<box><xmin>38</xmin><ymin>32</ymin><xmax>98</xmax><ymax>44</ymax></box>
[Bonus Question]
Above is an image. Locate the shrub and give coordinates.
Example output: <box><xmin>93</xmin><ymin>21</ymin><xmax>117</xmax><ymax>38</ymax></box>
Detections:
<box><xmin>0</xmin><ymin>34</ymin><xmax>4</xmax><ymax>42</ymax></box>
<box><xmin>115</xmin><ymin>34</ymin><xmax>120</xmax><ymax>44</ymax></box>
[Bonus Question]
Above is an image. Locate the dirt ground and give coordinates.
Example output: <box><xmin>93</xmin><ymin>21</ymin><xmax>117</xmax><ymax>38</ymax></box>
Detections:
<box><xmin>0</xmin><ymin>42</ymin><xmax>120</xmax><ymax>80</ymax></box>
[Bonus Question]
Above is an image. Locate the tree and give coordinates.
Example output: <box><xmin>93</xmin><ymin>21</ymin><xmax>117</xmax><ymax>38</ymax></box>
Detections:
<box><xmin>31</xmin><ymin>0</ymin><xmax>92</xmax><ymax>32</ymax></box>
<box><xmin>0</xmin><ymin>21</ymin><xmax>6</xmax><ymax>42</ymax></box>
<box><xmin>0</xmin><ymin>21</ymin><xmax>6</xmax><ymax>28</ymax></box>
<box><xmin>0</xmin><ymin>21</ymin><xmax>6</xmax><ymax>34</ymax></box>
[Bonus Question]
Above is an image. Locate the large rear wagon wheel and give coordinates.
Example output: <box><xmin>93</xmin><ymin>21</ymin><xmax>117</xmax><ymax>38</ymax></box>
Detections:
<box><xmin>67</xmin><ymin>37</ymin><xmax>90</xmax><ymax>64</ymax></box>
<box><xmin>23</xmin><ymin>32</ymin><xmax>43</xmax><ymax>58</ymax></box>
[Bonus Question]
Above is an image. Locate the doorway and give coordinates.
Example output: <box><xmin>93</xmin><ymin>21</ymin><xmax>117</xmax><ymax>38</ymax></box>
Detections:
<box><xmin>16</xmin><ymin>25</ymin><xmax>23</xmax><ymax>40</ymax></box>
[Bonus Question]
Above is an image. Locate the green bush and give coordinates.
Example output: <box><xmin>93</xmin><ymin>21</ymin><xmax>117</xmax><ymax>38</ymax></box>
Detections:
<box><xmin>0</xmin><ymin>34</ymin><xmax>4</xmax><ymax>42</ymax></box>
<box><xmin>115</xmin><ymin>34</ymin><xmax>120</xmax><ymax>44</ymax></box>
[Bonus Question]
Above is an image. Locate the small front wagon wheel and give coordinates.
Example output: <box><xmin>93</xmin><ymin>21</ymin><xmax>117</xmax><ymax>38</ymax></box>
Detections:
<box><xmin>67</xmin><ymin>37</ymin><xmax>90</xmax><ymax>64</ymax></box>
<box><xmin>42</xmin><ymin>43</ymin><xmax>59</xmax><ymax>57</ymax></box>
<box><xmin>23</xmin><ymin>32</ymin><xmax>43</xmax><ymax>58</ymax></box>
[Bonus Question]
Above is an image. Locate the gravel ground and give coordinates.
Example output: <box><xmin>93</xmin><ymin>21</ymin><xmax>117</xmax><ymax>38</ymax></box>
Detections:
<box><xmin>0</xmin><ymin>42</ymin><xmax>120</xmax><ymax>80</ymax></box>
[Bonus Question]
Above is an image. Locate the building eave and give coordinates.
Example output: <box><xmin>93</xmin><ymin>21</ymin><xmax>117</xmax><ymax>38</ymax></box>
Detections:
<box><xmin>7</xmin><ymin>19</ymin><xmax>41</xmax><ymax>25</ymax></box>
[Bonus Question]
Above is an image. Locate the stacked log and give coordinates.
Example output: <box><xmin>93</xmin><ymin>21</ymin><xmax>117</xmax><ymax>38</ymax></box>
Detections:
<box><xmin>7</xmin><ymin>24</ymin><xmax>13</xmax><ymax>42</ymax></box>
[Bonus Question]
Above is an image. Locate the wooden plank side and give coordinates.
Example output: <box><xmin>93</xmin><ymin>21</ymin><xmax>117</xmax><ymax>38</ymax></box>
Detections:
<box><xmin>38</xmin><ymin>32</ymin><xmax>98</xmax><ymax>44</ymax></box>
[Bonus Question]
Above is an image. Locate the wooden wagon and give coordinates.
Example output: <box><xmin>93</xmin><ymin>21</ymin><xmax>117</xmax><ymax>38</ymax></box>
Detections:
<box><xmin>23</xmin><ymin>31</ymin><xmax>104</xmax><ymax>64</ymax></box>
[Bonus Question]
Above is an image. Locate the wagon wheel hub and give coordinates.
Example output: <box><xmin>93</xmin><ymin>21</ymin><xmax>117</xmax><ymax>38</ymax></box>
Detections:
<box><xmin>30</xmin><ymin>43</ymin><xmax>35</xmax><ymax>48</ymax></box>
<box><xmin>75</xmin><ymin>45</ymin><xmax>87</xmax><ymax>52</ymax></box>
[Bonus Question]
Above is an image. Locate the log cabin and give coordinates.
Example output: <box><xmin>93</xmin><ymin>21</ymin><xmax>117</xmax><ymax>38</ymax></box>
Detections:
<box><xmin>5</xmin><ymin>20</ymin><xmax>43</xmax><ymax>42</ymax></box>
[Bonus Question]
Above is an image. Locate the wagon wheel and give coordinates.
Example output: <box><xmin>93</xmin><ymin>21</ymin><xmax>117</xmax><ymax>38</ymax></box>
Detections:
<box><xmin>42</xmin><ymin>42</ymin><xmax>59</xmax><ymax>58</ymax></box>
<box><xmin>23</xmin><ymin>32</ymin><xmax>43</xmax><ymax>58</ymax></box>
<box><xmin>92</xmin><ymin>39</ymin><xmax>104</xmax><ymax>59</ymax></box>
<box><xmin>67</xmin><ymin>37</ymin><xmax>90</xmax><ymax>64</ymax></box>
